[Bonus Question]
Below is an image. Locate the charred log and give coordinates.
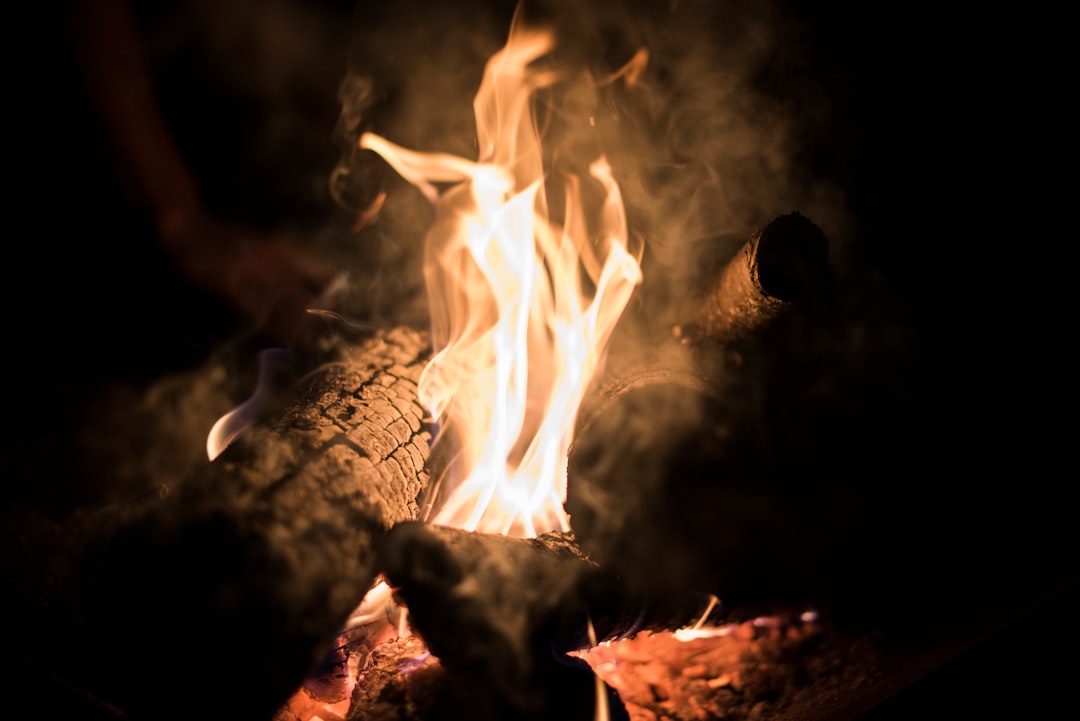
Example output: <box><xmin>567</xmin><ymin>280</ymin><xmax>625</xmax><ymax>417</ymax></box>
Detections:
<box><xmin>567</xmin><ymin>212</ymin><xmax>842</xmax><ymax>610</ymax></box>
<box><xmin>344</xmin><ymin>638</ymin><xmax>619</xmax><ymax>721</ymax></box>
<box><xmin>565</xmin><ymin>373</ymin><xmax>882</xmax><ymax>621</ymax></box>
<box><xmin>566</xmin><ymin>210</ymin><xmax>944</xmax><ymax>627</ymax></box>
<box><xmin>373</xmin><ymin>521</ymin><xmax>711</xmax><ymax>721</ymax></box>
<box><xmin>81</xmin><ymin>326</ymin><xmax>434</xmax><ymax>721</ymax></box>
<box><xmin>677</xmin><ymin>210</ymin><xmax>831</xmax><ymax>350</ymax></box>
<box><xmin>566</xmin><ymin>206</ymin><xmax>1071</xmax><ymax>651</ymax></box>
<box><xmin>343</xmin><ymin>633</ymin><xmax>445</xmax><ymax>721</ymax></box>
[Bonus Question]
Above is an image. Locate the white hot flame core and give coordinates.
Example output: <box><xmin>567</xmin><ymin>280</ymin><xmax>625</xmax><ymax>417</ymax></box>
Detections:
<box><xmin>361</xmin><ymin>21</ymin><xmax>642</xmax><ymax>539</ymax></box>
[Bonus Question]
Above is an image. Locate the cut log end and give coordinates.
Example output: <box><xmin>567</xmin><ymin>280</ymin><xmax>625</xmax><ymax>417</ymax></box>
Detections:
<box><xmin>680</xmin><ymin>211</ymin><xmax>832</xmax><ymax>347</ymax></box>
<box><xmin>750</xmin><ymin>211</ymin><xmax>831</xmax><ymax>302</ymax></box>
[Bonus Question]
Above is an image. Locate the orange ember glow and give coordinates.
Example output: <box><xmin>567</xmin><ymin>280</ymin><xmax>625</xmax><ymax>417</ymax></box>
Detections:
<box><xmin>361</xmin><ymin>20</ymin><xmax>642</xmax><ymax>538</ymax></box>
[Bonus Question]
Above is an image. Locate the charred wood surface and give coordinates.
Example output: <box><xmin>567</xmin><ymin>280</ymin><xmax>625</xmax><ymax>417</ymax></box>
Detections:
<box><xmin>340</xmin><ymin>630</ymin><xmax>622</xmax><ymax>721</ymax></box>
<box><xmin>379</xmin><ymin>522</ymin><xmax>710</xmax><ymax>662</ymax></box>
<box><xmin>81</xmin><ymin>326</ymin><xmax>434</xmax><ymax>721</ymax></box>
<box><xmin>566</xmin><ymin>209</ymin><xmax>1077</xmax><ymax>659</ymax></box>
<box><xmin>377</xmin><ymin>522</ymin><xmax>617</xmax><ymax>720</ymax></box>
<box><xmin>372</xmin><ymin>522</ymin><xmax>712</xmax><ymax>721</ymax></box>
<box><xmin>567</xmin><ymin>211</ymin><xmax>850</xmax><ymax>614</ymax></box>
<box><xmin>678</xmin><ymin>210</ymin><xmax>831</xmax><ymax>348</ymax></box>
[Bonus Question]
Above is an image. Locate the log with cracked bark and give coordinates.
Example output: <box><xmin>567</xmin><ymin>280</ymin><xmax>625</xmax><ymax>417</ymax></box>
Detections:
<box><xmin>80</xmin><ymin>326</ymin><xmax>435</xmax><ymax>721</ymax></box>
<box><xmin>368</xmin><ymin>522</ymin><xmax>714</xmax><ymax>720</ymax></box>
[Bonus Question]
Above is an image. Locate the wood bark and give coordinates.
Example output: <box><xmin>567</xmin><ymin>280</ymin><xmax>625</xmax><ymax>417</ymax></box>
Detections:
<box><xmin>377</xmin><ymin>522</ymin><xmax>613</xmax><ymax>719</ymax></box>
<box><xmin>564</xmin><ymin>210</ymin><xmax>957</xmax><ymax>627</ymax></box>
<box><xmin>81</xmin><ymin>326</ymin><xmax>434</xmax><ymax>721</ymax></box>
<box><xmin>677</xmin><ymin>210</ymin><xmax>831</xmax><ymax>349</ymax></box>
<box><xmin>566</xmin><ymin>212</ymin><xmax>843</xmax><ymax>612</ymax></box>
<box><xmin>374</xmin><ymin>522</ymin><xmax>712</xmax><ymax>719</ymax></box>
<box><xmin>565</xmin><ymin>208</ymin><xmax>1075</xmax><ymax>651</ymax></box>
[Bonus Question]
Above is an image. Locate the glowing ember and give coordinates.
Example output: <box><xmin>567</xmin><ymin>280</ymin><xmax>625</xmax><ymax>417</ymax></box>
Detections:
<box><xmin>361</xmin><ymin>15</ymin><xmax>642</xmax><ymax>539</ymax></box>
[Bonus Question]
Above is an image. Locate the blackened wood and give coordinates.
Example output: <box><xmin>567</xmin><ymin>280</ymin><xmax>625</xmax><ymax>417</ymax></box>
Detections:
<box><xmin>565</xmin><ymin>209</ymin><xmax>986</xmax><ymax>628</ymax></box>
<box><xmin>341</xmin><ymin>631</ymin><xmax>627</xmax><ymax>721</ymax></box>
<box><xmin>566</xmin><ymin>212</ymin><xmax>840</xmax><ymax>614</ymax></box>
<box><xmin>567</xmin><ymin>375</ymin><xmax>815</xmax><ymax>610</ymax></box>
<box><xmin>81</xmin><ymin>326</ymin><xmax>433</xmax><ymax>721</ymax></box>
<box><xmin>565</xmin><ymin>202</ymin><xmax>921</xmax><ymax>626</ymax></box>
<box><xmin>678</xmin><ymin>210</ymin><xmax>831</xmax><ymax>349</ymax></box>
<box><xmin>566</xmin><ymin>363</ymin><xmax>918</xmax><ymax>621</ymax></box>
<box><xmin>375</xmin><ymin>521</ymin><xmax>709</xmax><ymax>720</ymax></box>
<box><xmin>566</xmin><ymin>204</ymin><xmax>1075</xmax><ymax>661</ymax></box>
<box><xmin>344</xmin><ymin>633</ymin><xmax>445</xmax><ymax>721</ymax></box>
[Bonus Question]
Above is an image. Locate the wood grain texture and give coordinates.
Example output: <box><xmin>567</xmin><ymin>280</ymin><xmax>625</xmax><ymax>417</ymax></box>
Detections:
<box><xmin>82</xmin><ymin>326</ymin><xmax>434</xmax><ymax>721</ymax></box>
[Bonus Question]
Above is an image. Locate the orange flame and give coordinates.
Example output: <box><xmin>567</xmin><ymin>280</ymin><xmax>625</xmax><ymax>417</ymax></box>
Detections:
<box><xmin>361</xmin><ymin>19</ymin><xmax>642</xmax><ymax>539</ymax></box>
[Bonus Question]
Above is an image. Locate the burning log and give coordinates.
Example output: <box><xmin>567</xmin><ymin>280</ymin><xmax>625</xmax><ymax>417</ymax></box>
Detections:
<box><xmin>564</xmin><ymin>367</ymin><xmax>898</xmax><ymax>626</ymax></box>
<box><xmin>565</xmin><ymin>211</ymin><xmax>870</xmax><ymax>618</ymax></box>
<box><xmin>566</xmin><ymin>207</ymin><xmax>1062</xmax><ymax>642</ymax></box>
<box><xmin>81</xmin><ymin>326</ymin><xmax>434</xmax><ymax>721</ymax></box>
<box><xmin>370</xmin><ymin>521</ymin><xmax>713</xmax><ymax>721</ymax></box>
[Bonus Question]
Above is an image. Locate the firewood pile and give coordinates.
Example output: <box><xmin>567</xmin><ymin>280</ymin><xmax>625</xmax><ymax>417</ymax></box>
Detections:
<box><xmin>0</xmin><ymin>200</ymin><xmax>1069</xmax><ymax>721</ymax></box>
<box><xmin>0</xmin><ymin>210</ymin><xmax>1048</xmax><ymax>721</ymax></box>
<box><xmin>6</xmin><ymin>2</ymin><xmax>1076</xmax><ymax>720</ymax></box>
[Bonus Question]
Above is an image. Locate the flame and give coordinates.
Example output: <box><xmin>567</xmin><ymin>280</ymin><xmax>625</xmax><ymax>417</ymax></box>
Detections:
<box><xmin>361</xmin><ymin>17</ymin><xmax>642</xmax><ymax>538</ymax></box>
<box><xmin>276</xmin><ymin>12</ymin><xmax>644</xmax><ymax>721</ymax></box>
<box><xmin>207</xmin><ymin>348</ymin><xmax>294</xmax><ymax>461</ymax></box>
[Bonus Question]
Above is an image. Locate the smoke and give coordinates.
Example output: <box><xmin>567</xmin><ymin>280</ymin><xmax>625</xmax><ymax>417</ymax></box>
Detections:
<box><xmin>68</xmin><ymin>0</ymin><xmax>860</xmax><ymax>534</ymax></box>
<box><xmin>329</xmin><ymin>0</ymin><xmax>852</xmax><ymax>335</ymax></box>
<box><xmin>328</xmin><ymin>3</ymin><xmax>862</xmax><ymax>572</ymax></box>
<box><xmin>73</xmin><ymin>350</ymin><xmax>246</xmax><ymax>508</ymax></box>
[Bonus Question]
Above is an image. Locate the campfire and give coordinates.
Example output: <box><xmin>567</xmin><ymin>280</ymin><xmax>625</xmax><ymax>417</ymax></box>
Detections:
<box><xmin>9</xmin><ymin>2</ymin><xmax>1077</xmax><ymax>721</ymax></box>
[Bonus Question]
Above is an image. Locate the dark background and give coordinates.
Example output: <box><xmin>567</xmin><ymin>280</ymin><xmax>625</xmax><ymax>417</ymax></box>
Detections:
<box><xmin>5</xmin><ymin>0</ymin><xmax>1076</xmax><ymax>717</ymax></box>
